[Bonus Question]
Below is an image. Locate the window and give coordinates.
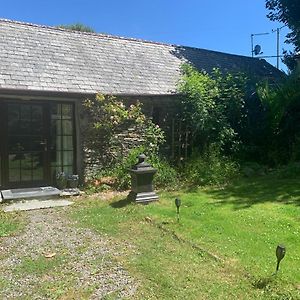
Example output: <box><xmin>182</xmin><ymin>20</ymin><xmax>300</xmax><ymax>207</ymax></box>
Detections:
<box><xmin>50</xmin><ymin>103</ymin><xmax>74</xmax><ymax>178</ymax></box>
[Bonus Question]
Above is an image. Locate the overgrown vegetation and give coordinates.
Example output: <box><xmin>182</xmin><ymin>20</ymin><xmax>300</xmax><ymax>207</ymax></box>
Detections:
<box><xmin>83</xmin><ymin>61</ymin><xmax>299</xmax><ymax>191</ymax></box>
<box><xmin>83</xmin><ymin>94</ymin><xmax>175</xmax><ymax>191</ymax></box>
<box><xmin>178</xmin><ymin>63</ymin><xmax>300</xmax><ymax>181</ymax></box>
<box><xmin>183</xmin><ymin>145</ymin><xmax>240</xmax><ymax>186</ymax></box>
<box><xmin>176</xmin><ymin>65</ymin><xmax>250</xmax><ymax>185</ymax></box>
<box><xmin>178</xmin><ymin>64</ymin><xmax>248</xmax><ymax>154</ymax></box>
<box><xmin>257</xmin><ymin>70</ymin><xmax>300</xmax><ymax>164</ymax></box>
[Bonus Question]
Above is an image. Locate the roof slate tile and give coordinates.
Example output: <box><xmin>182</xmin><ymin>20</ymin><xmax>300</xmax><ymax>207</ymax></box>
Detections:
<box><xmin>0</xmin><ymin>19</ymin><xmax>283</xmax><ymax>95</ymax></box>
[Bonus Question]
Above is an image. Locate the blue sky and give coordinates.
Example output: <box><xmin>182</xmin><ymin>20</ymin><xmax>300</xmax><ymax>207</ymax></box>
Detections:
<box><xmin>1</xmin><ymin>0</ymin><xmax>292</xmax><ymax>71</ymax></box>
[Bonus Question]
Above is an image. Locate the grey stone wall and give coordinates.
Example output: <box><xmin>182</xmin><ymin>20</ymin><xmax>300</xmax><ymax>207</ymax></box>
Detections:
<box><xmin>78</xmin><ymin>95</ymin><xmax>181</xmax><ymax>180</ymax></box>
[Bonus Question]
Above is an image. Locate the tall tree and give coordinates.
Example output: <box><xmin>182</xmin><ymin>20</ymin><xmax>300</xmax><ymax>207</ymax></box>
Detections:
<box><xmin>266</xmin><ymin>0</ymin><xmax>300</xmax><ymax>50</ymax></box>
<box><xmin>266</xmin><ymin>0</ymin><xmax>300</xmax><ymax>71</ymax></box>
<box><xmin>57</xmin><ymin>23</ymin><xmax>95</xmax><ymax>33</ymax></box>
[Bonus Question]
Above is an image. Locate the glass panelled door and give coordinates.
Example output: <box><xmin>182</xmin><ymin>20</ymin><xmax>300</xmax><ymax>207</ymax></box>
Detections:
<box><xmin>7</xmin><ymin>103</ymin><xmax>47</xmax><ymax>186</ymax></box>
<box><xmin>3</xmin><ymin>101</ymin><xmax>75</xmax><ymax>188</ymax></box>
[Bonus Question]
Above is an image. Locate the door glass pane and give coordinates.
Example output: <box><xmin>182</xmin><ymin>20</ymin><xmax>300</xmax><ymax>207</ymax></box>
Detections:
<box><xmin>9</xmin><ymin>153</ymin><xmax>20</xmax><ymax>169</ymax></box>
<box><xmin>9</xmin><ymin>168</ymin><xmax>20</xmax><ymax>182</ymax></box>
<box><xmin>33</xmin><ymin>165</ymin><xmax>43</xmax><ymax>180</ymax></box>
<box><xmin>31</xmin><ymin>105</ymin><xmax>43</xmax><ymax>120</ymax></box>
<box><xmin>20</xmin><ymin>105</ymin><xmax>31</xmax><ymax>120</ymax></box>
<box><xmin>21</xmin><ymin>169</ymin><xmax>32</xmax><ymax>182</ymax></box>
<box><xmin>21</xmin><ymin>153</ymin><xmax>32</xmax><ymax>170</ymax></box>
<box><xmin>19</xmin><ymin>120</ymin><xmax>31</xmax><ymax>135</ymax></box>
<box><xmin>7</xmin><ymin>104</ymin><xmax>45</xmax><ymax>184</ymax></box>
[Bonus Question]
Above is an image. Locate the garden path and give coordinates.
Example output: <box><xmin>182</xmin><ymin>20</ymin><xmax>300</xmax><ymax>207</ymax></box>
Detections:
<box><xmin>0</xmin><ymin>206</ymin><xmax>137</xmax><ymax>299</ymax></box>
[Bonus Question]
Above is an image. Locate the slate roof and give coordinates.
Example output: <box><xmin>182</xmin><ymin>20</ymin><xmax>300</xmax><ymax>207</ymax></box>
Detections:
<box><xmin>0</xmin><ymin>19</ymin><xmax>283</xmax><ymax>96</ymax></box>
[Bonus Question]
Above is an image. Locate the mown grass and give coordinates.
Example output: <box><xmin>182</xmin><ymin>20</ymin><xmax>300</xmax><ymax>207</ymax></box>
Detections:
<box><xmin>72</xmin><ymin>174</ymin><xmax>300</xmax><ymax>299</ymax></box>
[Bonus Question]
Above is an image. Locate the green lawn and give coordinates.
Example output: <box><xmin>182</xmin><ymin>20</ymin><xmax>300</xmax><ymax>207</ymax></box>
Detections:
<box><xmin>72</xmin><ymin>175</ymin><xmax>300</xmax><ymax>299</ymax></box>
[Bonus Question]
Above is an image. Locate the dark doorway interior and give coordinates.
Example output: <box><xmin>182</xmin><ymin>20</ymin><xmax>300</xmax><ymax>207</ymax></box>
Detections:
<box><xmin>0</xmin><ymin>101</ymin><xmax>75</xmax><ymax>189</ymax></box>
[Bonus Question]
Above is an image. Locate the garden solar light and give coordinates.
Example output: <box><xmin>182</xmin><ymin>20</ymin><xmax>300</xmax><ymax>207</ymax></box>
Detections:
<box><xmin>175</xmin><ymin>198</ymin><xmax>181</xmax><ymax>222</ymax></box>
<box><xmin>276</xmin><ymin>244</ymin><xmax>286</xmax><ymax>273</ymax></box>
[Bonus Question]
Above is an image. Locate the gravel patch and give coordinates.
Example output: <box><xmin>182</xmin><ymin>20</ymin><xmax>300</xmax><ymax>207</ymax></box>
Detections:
<box><xmin>0</xmin><ymin>206</ymin><xmax>137</xmax><ymax>299</ymax></box>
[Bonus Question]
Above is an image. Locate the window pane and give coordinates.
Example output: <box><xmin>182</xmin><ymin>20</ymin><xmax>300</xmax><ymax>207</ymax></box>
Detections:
<box><xmin>63</xmin><ymin>151</ymin><xmax>73</xmax><ymax>165</ymax></box>
<box><xmin>50</xmin><ymin>151</ymin><xmax>62</xmax><ymax>167</ymax></box>
<box><xmin>63</xmin><ymin>165</ymin><xmax>73</xmax><ymax>175</ymax></box>
<box><xmin>50</xmin><ymin>103</ymin><xmax>74</xmax><ymax>176</ymax></box>
<box><xmin>62</xmin><ymin>120</ymin><xmax>72</xmax><ymax>135</ymax></box>
<box><xmin>51</xmin><ymin>104</ymin><xmax>61</xmax><ymax>119</ymax></box>
<box><xmin>62</xmin><ymin>104</ymin><xmax>72</xmax><ymax>119</ymax></box>
<box><xmin>62</xmin><ymin>136</ymin><xmax>73</xmax><ymax>150</ymax></box>
<box><xmin>53</xmin><ymin>120</ymin><xmax>62</xmax><ymax>135</ymax></box>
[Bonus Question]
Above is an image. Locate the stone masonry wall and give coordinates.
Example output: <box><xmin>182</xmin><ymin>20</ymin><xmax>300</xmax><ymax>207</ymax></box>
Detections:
<box><xmin>78</xmin><ymin>95</ymin><xmax>181</xmax><ymax>180</ymax></box>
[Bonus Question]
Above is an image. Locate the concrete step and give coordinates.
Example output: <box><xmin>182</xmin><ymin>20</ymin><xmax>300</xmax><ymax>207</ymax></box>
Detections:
<box><xmin>2</xmin><ymin>199</ymin><xmax>73</xmax><ymax>212</ymax></box>
<box><xmin>1</xmin><ymin>186</ymin><xmax>61</xmax><ymax>202</ymax></box>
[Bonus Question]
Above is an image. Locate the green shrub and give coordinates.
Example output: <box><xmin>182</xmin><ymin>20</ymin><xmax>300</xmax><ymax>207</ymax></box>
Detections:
<box><xmin>178</xmin><ymin>64</ymin><xmax>248</xmax><ymax>154</ymax></box>
<box><xmin>275</xmin><ymin>162</ymin><xmax>300</xmax><ymax>178</ymax></box>
<box><xmin>241</xmin><ymin>162</ymin><xmax>267</xmax><ymax>177</ymax></box>
<box><xmin>150</xmin><ymin>156</ymin><xmax>179</xmax><ymax>189</ymax></box>
<box><xmin>117</xmin><ymin>149</ymin><xmax>179</xmax><ymax>190</ymax></box>
<box><xmin>104</xmin><ymin>147</ymin><xmax>179</xmax><ymax>190</ymax></box>
<box><xmin>183</xmin><ymin>145</ymin><xmax>239</xmax><ymax>186</ymax></box>
<box><xmin>111</xmin><ymin>147</ymin><xmax>143</xmax><ymax>190</ymax></box>
<box><xmin>83</xmin><ymin>94</ymin><xmax>165</xmax><ymax>170</ymax></box>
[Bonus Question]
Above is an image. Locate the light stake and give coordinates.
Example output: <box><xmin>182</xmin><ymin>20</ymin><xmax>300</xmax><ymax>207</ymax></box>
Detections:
<box><xmin>276</xmin><ymin>244</ymin><xmax>286</xmax><ymax>273</ymax></box>
<box><xmin>175</xmin><ymin>198</ymin><xmax>181</xmax><ymax>223</ymax></box>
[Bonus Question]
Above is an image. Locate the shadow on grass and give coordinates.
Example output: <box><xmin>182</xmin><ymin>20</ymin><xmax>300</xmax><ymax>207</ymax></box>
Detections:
<box><xmin>252</xmin><ymin>275</ymin><xmax>275</xmax><ymax>289</ymax></box>
<box><xmin>206</xmin><ymin>175</ymin><xmax>300</xmax><ymax>210</ymax></box>
<box><xmin>109</xmin><ymin>197</ymin><xmax>133</xmax><ymax>208</ymax></box>
<box><xmin>177</xmin><ymin>174</ymin><xmax>300</xmax><ymax>210</ymax></box>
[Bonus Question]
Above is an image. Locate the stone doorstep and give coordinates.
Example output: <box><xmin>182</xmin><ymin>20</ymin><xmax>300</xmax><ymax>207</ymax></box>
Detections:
<box><xmin>2</xmin><ymin>199</ymin><xmax>74</xmax><ymax>212</ymax></box>
<box><xmin>1</xmin><ymin>186</ymin><xmax>61</xmax><ymax>201</ymax></box>
<box><xmin>0</xmin><ymin>187</ymin><xmax>81</xmax><ymax>203</ymax></box>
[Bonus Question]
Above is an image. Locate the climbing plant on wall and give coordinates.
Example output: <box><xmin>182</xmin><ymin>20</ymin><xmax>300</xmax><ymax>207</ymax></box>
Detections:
<box><xmin>83</xmin><ymin>93</ymin><xmax>165</xmax><ymax>172</ymax></box>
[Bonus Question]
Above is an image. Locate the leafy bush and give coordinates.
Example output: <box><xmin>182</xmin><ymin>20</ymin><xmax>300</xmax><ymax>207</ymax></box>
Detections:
<box><xmin>240</xmin><ymin>162</ymin><xmax>267</xmax><ymax>177</ymax></box>
<box><xmin>178</xmin><ymin>64</ymin><xmax>248</xmax><ymax>154</ymax></box>
<box><xmin>275</xmin><ymin>162</ymin><xmax>300</xmax><ymax>178</ymax></box>
<box><xmin>83</xmin><ymin>94</ymin><xmax>165</xmax><ymax>172</ymax></box>
<box><xmin>87</xmin><ymin>146</ymin><xmax>179</xmax><ymax>191</ymax></box>
<box><xmin>150</xmin><ymin>156</ymin><xmax>179</xmax><ymax>189</ymax></box>
<box><xmin>112</xmin><ymin>147</ymin><xmax>179</xmax><ymax>190</ymax></box>
<box><xmin>257</xmin><ymin>71</ymin><xmax>300</xmax><ymax>164</ymax></box>
<box><xmin>183</xmin><ymin>145</ymin><xmax>239</xmax><ymax>186</ymax></box>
